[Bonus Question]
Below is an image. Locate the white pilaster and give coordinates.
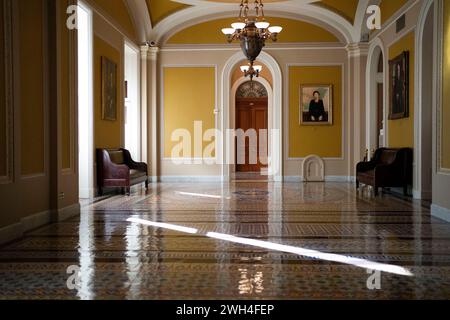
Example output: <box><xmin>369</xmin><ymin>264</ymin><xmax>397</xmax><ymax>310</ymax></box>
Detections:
<box><xmin>140</xmin><ymin>45</ymin><xmax>149</xmax><ymax>165</ymax></box>
<box><xmin>148</xmin><ymin>47</ymin><xmax>160</xmax><ymax>180</ymax></box>
<box><xmin>346</xmin><ymin>43</ymin><xmax>369</xmax><ymax>174</ymax></box>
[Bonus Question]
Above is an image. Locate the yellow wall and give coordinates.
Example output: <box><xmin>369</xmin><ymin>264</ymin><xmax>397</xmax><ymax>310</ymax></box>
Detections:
<box><xmin>164</xmin><ymin>67</ymin><xmax>216</xmax><ymax>158</ymax></box>
<box><xmin>146</xmin><ymin>0</ymin><xmax>190</xmax><ymax>26</ymax></box>
<box><xmin>380</xmin><ymin>0</ymin><xmax>409</xmax><ymax>25</ymax></box>
<box><xmin>388</xmin><ymin>31</ymin><xmax>415</xmax><ymax>148</ymax></box>
<box><xmin>60</xmin><ymin>0</ymin><xmax>71</xmax><ymax>170</ymax></box>
<box><xmin>167</xmin><ymin>17</ymin><xmax>339</xmax><ymax>44</ymax></box>
<box><xmin>20</xmin><ymin>0</ymin><xmax>45</xmax><ymax>175</ymax></box>
<box><xmin>289</xmin><ymin>66</ymin><xmax>342</xmax><ymax>158</ymax></box>
<box><xmin>442</xmin><ymin>0</ymin><xmax>450</xmax><ymax>169</ymax></box>
<box><xmin>94</xmin><ymin>36</ymin><xmax>122</xmax><ymax>149</ymax></box>
<box><xmin>0</xmin><ymin>0</ymin><xmax>5</xmax><ymax>176</ymax></box>
<box><xmin>93</xmin><ymin>0</ymin><xmax>136</xmax><ymax>40</ymax></box>
<box><xmin>317</xmin><ymin>0</ymin><xmax>359</xmax><ymax>24</ymax></box>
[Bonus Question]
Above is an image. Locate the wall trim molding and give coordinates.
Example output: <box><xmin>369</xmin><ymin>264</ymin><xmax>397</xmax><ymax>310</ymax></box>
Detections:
<box><xmin>160</xmin><ymin>43</ymin><xmax>346</xmax><ymax>52</ymax></box>
<box><xmin>159</xmin><ymin>64</ymin><xmax>218</xmax><ymax>161</ymax></box>
<box><xmin>431</xmin><ymin>204</ymin><xmax>450</xmax><ymax>222</ymax></box>
<box><xmin>0</xmin><ymin>0</ymin><xmax>14</xmax><ymax>185</ymax></box>
<box><xmin>285</xmin><ymin>63</ymin><xmax>346</xmax><ymax>162</ymax></box>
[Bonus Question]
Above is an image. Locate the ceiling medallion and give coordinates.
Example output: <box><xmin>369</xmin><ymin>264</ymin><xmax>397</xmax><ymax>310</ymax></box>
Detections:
<box><xmin>222</xmin><ymin>0</ymin><xmax>283</xmax><ymax>74</ymax></box>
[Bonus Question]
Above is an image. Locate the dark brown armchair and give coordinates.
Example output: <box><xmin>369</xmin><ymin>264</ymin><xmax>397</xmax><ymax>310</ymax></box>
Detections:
<box><xmin>96</xmin><ymin>148</ymin><xmax>148</xmax><ymax>196</ymax></box>
<box><xmin>356</xmin><ymin>148</ymin><xmax>412</xmax><ymax>196</ymax></box>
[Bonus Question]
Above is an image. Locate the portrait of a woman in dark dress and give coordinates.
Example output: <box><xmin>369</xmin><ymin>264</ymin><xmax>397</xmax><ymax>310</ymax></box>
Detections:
<box><xmin>300</xmin><ymin>85</ymin><xmax>333</xmax><ymax>125</ymax></box>
<box><xmin>309</xmin><ymin>91</ymin><xmax>326</xmax><ymax>122</ymax></box>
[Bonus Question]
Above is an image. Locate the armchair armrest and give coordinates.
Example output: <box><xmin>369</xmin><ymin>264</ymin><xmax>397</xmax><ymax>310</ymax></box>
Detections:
<box><xmin>121</xmin><ymin>149</ymin><xmax>148</xmax><ymax>173</ymax></box>
<box><xmin>97</xmin><ymin>149</ymin><xmax>130</xmax><ymax>180</ymax></box>
<box><xmin>105</xmin><ymin>162</ymin><xmax>130</xmax><ymax>180</ymax></box>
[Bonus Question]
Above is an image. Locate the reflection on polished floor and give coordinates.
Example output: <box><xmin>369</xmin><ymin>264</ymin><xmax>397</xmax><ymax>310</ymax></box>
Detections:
<box><xmin>1</xmin><ymin>182</ymin><xmax>450</xmax><ymax>300</ymax></box>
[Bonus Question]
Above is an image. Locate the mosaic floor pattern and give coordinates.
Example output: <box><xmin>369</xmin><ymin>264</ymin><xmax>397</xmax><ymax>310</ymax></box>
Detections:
<box><xmin>1</xmin><ymin>182</ymin><xmax>450</xmax><ymax>300</ymax></box>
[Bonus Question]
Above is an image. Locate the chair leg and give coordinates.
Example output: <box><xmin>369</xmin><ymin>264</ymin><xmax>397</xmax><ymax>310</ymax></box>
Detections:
<box><xmin>356</xmin><ymin>180</ymin><xmax>360</xmax><ymax>190</ymax></box>
<box><xmin>98</xmin><ymin>187</ymin><xmax>103</xmax><ymax>197</ymax></box>
<box><xmin>126</xmin><ymin>187</ymin><xmax>131</xmax><ymax>196</ymax></box>
<box><xmin>374</xmin><ymin>186</ymin><xmax>379</xmax><ymax>196</ymax></box>
<box><xmin>145</xmin><ymin>180</ymin><xmax>149</xmax><ymax>190</ymax></box>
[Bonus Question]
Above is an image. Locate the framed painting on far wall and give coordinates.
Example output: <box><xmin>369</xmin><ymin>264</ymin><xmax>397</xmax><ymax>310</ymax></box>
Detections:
<box><xmin>300</xmin><ymin>85</ymin><xmax>333</xmax><ymax>125</ymax></box>
<box><xmin>101</xmin><ymin>56</ymin><xmax>117</xmax><ymax>121</ymax></box>
<box><xmin>389</xmin><ymin>51</ymin><xmax>409</xmax><ymax>120</ymax></box>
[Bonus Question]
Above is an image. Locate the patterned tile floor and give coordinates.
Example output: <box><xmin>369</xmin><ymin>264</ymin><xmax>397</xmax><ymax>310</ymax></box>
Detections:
<box><xmin>1</xmin><ymin>182</ymin><xmax>450</xmax><ymax>300</ymax></box>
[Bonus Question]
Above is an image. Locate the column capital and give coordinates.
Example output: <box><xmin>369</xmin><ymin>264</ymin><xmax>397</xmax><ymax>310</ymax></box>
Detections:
<box><xmin>140</xmin><ymin>44</ymin><xmax>149</xmax><ymax>59</ymax></box>
<box><xmin>148</xmin><ymin>47</ymin><xmax>160</xmax><ymax>61</ymax></box>
<box><xmin>346</xmin><ymin>42</ymin><xmax>369</xmax><ymax>58</ymax></box>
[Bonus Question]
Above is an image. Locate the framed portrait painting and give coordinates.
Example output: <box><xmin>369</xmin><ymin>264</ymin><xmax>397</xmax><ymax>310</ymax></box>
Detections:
<box><xmin>300</xmin><ymin>85</ymin><xmax>333</xmax><ymax>126</ymax></box>
<box><xmin>101</xmin><ymin>56</ymin><xmax>117</xmax><ymax>121</ymax></box>
<box><xmin>389</xmin><ymin>51</ymin><xmax>409</xmax><ymax>120</ymax></box>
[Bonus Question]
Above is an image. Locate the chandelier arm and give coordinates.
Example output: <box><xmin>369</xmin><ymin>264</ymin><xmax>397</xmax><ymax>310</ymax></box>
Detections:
<box><xmin>259</xmin><ymin>1</ymin><xmax>265</xmax><ymax>20</ymax></box>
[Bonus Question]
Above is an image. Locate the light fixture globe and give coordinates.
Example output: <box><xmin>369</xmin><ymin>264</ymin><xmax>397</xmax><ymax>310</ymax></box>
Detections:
<box><xmin>232</xmin><ymin>22</ymin><xmax>246</xmax><ymax>30</ymax></box>
<box><xmin>255</xmin><ymin>21</ymin><xmax>270</xmax><ymax>29</ymax></box>
<box><xmin>268</xmin><ymin>26</ymin><xmax>283</xmax><ymax>34</ymax></box>
<box><xmin>222</xmin><ymin>28</ymin><xmax>235</xmax><ymax>35</ymax></box>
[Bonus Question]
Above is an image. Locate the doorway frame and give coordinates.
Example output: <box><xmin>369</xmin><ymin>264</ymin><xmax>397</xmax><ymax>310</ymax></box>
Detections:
<box><xmin>124</xmin><ymin>41</ymin><xmax>141</xmax><ymax>161</ymax></box>
<box><xmin>231</xmin><ymin>77</ymin><xmax>272</xmax><ymax>176</ymax></box>
<box><xmin>77</xmin><ymin>1</ymin><xmax>94</xmax><ymax>199</ymax></box>
<box><xmin>221</xmin><ymin>51</ymin><xmax>283</xmax><ymax>182</ymax></box>
<box><xmin>413</xmin><ymin>0</ymin><xmax>435</xmax><ymax>199</ymax></box>
<box><xmin>365</xmin><ymin>38</ymin><xmax>387</xmax><ymax>158</ymax></box>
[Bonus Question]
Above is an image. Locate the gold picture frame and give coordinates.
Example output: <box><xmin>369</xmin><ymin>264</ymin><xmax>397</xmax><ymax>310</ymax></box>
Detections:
<box><xmin>389</xmin><ymin>51</ymin><xmax>409</xmax><ymax>120</ymax></box>
<box><xmin>300</xmin><ymin>84</ymin><xmax>333</xmax><ymax>126</ymax></box>
<box><xmin>101</xmin><ymin>56</ymin><xmax>117</xmax><ymax>121</ymax></box>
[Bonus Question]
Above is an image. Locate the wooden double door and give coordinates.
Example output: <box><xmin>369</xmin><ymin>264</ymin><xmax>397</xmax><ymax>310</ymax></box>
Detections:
<box><xmin>235</xmin><ymin>97</ymin><xmax>268</xmax><ymax>172</ymax></box>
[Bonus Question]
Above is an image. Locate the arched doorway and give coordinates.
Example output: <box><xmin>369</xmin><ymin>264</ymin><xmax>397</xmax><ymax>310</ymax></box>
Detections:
<box><xmin>366</xmin><ymin>40</ymin><xmax>386</xmax><ymax>158</ymax></box>
<box><xmin>414</xmin><ymin>0</ymin><xmax>435</xmax><ymax>199</ymax></box>
<box><xmin>234</xmin><ymin>81</ymin><xmax>269</xmax><ymax>175</ymax></box>
<box><xmin>222</xmin><ymin>51</ymin><xmax>283</xmax><ymax>182</ymax></box>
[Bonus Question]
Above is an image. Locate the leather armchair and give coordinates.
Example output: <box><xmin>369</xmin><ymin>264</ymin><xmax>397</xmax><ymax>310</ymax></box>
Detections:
<box><xmin>356</xmin><ymin>148</ymin><xmax>412</xmax><ymax>196</ymax></box>
<box><xmin>96</xmin><ymin>148</ymin><xmax>149</xmax><ymax>196</ymax></box>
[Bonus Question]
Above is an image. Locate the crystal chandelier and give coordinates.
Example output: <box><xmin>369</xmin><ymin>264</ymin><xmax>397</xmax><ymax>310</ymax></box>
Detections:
<box><xmin>222</xmin><ymin>0</ymin><xmax>283</xmax><ymax>66</ymax></box>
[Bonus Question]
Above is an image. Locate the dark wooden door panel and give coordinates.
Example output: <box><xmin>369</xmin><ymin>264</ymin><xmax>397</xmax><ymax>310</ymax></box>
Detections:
<box><xmin>236</xmin><ymin>98</ymin><xmax>268</xmax><ymax>172</ymax></box>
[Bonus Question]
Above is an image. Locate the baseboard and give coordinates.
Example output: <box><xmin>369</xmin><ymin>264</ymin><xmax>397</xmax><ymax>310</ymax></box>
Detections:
<box><xmin>0</xmin><ymin>222</ymin><xmax>23</xmax><ymax>246</ymax></box>
<box><xmin>431</xmin><ymin>204</ymin><xmax>450</xmax><ymax>223</ymax></box>
<box><xmin>156</xmin><ymin>175</ymin><xmax>354</xmax><ymax>183</ymax></box>
<box><xmin>0</xmin><ymin>203</ymin><xmax>80</xmax><ymax>246</ymax></box>
<box><xmin>21</xmin><ymin>210</ymin><xmax>51</xmax><ymax>233</ymax></box>
<box><xmin>284</xmin><ymin>176</ymin><xmax>354</xmax><ymax>183</ymax></box>
<box><xmin>159</xmin><ymin>176</ymin><xmax>223</xmax><ymax>183</ymax></box>
<box><xmin>413</xmin><ymin>189</ymin><xmax>432</xmax><ymax>200</ymax></box>
<box><xmin>325</xmin><ymin>176</ymin><xmax>355</xmax><ymax>182</ymax></box>
<box><xmin>55</xmin><ymin>203</ymin><xmax>80</xmax><ymax>222</ymax></box>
